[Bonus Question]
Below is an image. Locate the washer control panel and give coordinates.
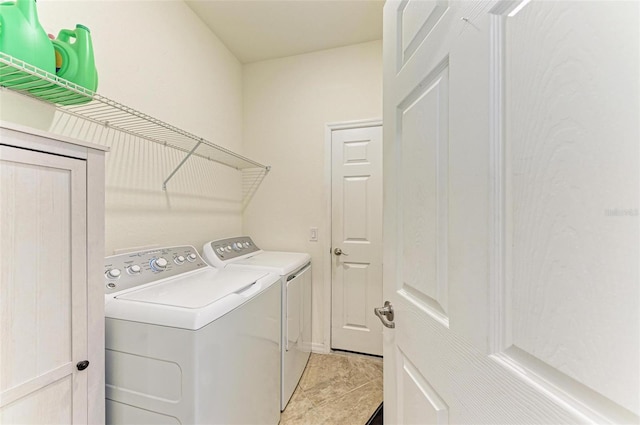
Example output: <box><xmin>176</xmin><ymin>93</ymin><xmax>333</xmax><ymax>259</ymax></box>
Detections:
<box><xmin>208</xmin><ymin>236</ymin><xmax>260</xmax><ymax>262</ymax></box>
<box><xmin>104</xmin><ymin>245</ymin><xmax>208</xmax><ymax>294</ymax></box>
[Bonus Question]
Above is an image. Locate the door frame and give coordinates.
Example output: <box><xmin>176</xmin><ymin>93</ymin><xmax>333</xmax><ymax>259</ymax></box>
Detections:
<box><xmin>322</xmin><ymin>118</ymin><xmax>383</xmax><ymax>354</ymax></box>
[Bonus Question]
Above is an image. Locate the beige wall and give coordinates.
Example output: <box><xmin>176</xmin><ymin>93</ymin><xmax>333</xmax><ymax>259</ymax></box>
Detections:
<box><xmin>0</xmin><ymin>0</ymin><xmax>245</xmax><ymax>254</ymax></box>
<box><xmin>0</xmin><ymin>2</ymin><xmax>383</xmax><ymax>349</ymax></box>
<box><xmin>242</xmin><ymin>40</ymin><xmax>383</xmax><ymax>350</ymax></box>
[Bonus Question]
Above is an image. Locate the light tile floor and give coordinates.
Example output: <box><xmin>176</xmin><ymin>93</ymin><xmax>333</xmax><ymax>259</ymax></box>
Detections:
<box><xmin>280</xmin><ymin>352</ymin><xmax>383</xmax><ymax>425</ymax></box>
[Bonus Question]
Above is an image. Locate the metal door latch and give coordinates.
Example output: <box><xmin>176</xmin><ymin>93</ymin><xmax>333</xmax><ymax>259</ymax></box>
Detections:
<box><xmin>333</xmin><ymin>247</ymin><xmax>348</xmax><ymax>256</ymax></box>
<box><xmin>374</xmin><ymin>301</ymin><xmax>395</xmax><ymax>328</ymax></box>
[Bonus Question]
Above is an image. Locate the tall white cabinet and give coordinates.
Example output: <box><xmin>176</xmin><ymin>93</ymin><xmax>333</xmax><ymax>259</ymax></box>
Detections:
<box><xmin>0</xmin><ymin>123</ymin><xmax>107</xmax><ymax>424</ymax></box>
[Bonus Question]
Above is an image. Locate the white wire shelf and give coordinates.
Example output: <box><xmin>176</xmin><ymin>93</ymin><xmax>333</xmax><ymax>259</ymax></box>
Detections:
<box><xmin>0</xmin><ymin>52</ymin><xmax>270</xmax><ymax>201</ymax></box>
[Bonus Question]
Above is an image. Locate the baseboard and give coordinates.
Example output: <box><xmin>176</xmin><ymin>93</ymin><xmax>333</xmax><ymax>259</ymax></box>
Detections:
<box><xmin>311</xmin><ymin>342</ymin><xmax>330</xmax><ymax>354</ymax></box>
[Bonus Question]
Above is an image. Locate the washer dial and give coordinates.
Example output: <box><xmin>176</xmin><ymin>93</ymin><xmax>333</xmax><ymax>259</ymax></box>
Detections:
<box><xmin>105</xmin><ymin>268</ymin><xmax>121</xmax><ymax>279</ymax></box>
<box><xmin>127</xmin><ymin>265</ymin><xmax>142</xmax><ymax>275</ymax></box>
<box><xmin>150</xmin><ymin>257</ymin><xmax>168</xmax><ymax>272</ymax></box>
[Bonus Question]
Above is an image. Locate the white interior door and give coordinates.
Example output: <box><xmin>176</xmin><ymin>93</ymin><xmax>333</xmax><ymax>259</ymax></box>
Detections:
<box><xmin>383</xmin><ymin>1</ymin><xmax>639</xmax><ymax>423</ymax></box>
<box><xmin>331</xmin><ymin>123</ymin><xmax>383</xmax><ymax>356</ymax></box>
<box><xmin>0</xmin><ymin>145</ymin><xmax>88</xmax><ymax>423</ymax></box>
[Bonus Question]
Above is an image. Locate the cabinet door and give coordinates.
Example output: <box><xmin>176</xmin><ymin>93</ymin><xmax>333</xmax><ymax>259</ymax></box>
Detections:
<box><xmin>0</xmin><ymin>145</ymin><xmax>88</xmax><ymax>423</ymax></box>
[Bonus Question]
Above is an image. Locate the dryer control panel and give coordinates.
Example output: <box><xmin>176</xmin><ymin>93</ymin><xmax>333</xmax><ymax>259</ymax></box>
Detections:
<box><xmin>206</xmin><ymin>236</ymin><xmax>261</xmax><ymax>262</ymax></box>
<box><xmin>104</xmin><ymin>245</ymin><xmax>208</xmax><ymax>294</ymax></box>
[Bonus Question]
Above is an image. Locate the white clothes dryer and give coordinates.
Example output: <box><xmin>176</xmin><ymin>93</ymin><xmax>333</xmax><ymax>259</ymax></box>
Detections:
<box><xmin>203</xmin><ymin>237</ymin><xmax>312</xmax><ymax>411</ymax></box>
<box><xmin>104</xmin><ymin>245</ymin><xmax>281</xmax><ymax>425</ymax></box>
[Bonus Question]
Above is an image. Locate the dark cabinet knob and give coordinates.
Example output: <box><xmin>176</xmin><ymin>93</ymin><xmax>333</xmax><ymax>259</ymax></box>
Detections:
<box><xmin>76</xmin><ymin>360</ymin><xmax>90</xmax><ymax>371</ymax></box>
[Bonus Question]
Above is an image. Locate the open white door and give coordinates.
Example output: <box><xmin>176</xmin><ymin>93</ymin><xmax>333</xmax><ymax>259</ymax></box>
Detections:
<box><xmin>382</xmin><ymin>1</ymin><xmax>639</xmax><ymax>423</ymax></box>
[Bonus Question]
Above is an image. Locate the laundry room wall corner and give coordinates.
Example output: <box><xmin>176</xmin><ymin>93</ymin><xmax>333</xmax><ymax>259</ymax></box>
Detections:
<box><xmin>1</xmin><ymin>0</ymin><xmax>246</xmax><ymax>254</ymax></box>
<box><xmin>242</xmin><ymin>40</ymin><xmax>383</xmax><ymax>351</ymax></box>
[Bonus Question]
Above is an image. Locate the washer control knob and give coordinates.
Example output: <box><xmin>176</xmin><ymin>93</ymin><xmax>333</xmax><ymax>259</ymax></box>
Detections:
<box><xmin>233</xmin><ymin>242</ymin><xmax>242</xmax><ymax>251</ymax></box>
<box><xmin>105</xmin><ymin>268</ymin><xmax>121</xmax><ymax>279</ymax></box>
<box><xmin>225</xmin><ymin>245</ymin><xmax>232</xmax><ymax>253</ymax></box>
<box><xmin>127</xmin><ymin>265</ymin><xmax>142</xmax><ymax>275</ymax></box>
<box><xmin>243</xmin><ymin>242</ymin><xmax>250</xmax><ymax>248</ymax></box>
<box><xmin>151</xmin><ymin>257</ymin><xmax>168</xmax><ymax>272</ymax></box>
<box><xmin>187</xmin><ymin>253</ymin><xmax>197</xmax><ymax>262</ymax></box>
<box><xmin>174</xmin><ymin>255</ymin><xmax>186</xmax><ymax>265</ymax></box>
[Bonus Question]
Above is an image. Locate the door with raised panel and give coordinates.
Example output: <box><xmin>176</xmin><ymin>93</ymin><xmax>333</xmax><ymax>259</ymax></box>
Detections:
<box><xmin>383</xmin><ymin>0</ymin><xmax>639</xmax><ymax>423</ymax></box>
<box><xmin>331</xmin><ymin>124</ymin><xmax>383</xmax><ymax>356</ymax></box>
<box><xmin>0</xmin><ymin>145</ymin><xmax>89</xmax><ymax>423</ymax></box>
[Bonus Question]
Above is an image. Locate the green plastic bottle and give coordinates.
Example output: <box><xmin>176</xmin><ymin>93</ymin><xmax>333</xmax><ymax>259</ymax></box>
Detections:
<box><xmin>0</xmin><ymin>0</ymin><xmax>55</xmax><ymax>87</ymax></box>
<box><xmin>34</xmin><ymin>23</ymin><xmax>98</xmax><ymax>105</ymax></box>
<box><xmin>53</xmin><ymin>24</ymin><xmax>98</xmax><ymax>92</ymax></box>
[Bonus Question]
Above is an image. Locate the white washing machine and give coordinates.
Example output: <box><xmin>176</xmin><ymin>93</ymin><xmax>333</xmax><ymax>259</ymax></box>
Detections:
<box><xmin>103</xmin><ymin>245</ymin><xmax>281</xmax><ymax>425</ymax></box>
<box><xmin>203</xmin><ymin>237</ymin><xmax>312</xmax><ymax>411</ymax></box>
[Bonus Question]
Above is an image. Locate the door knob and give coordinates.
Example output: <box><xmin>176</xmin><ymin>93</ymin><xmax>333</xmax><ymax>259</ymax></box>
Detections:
<box><xmin>333</xmin><ymin>247</ymin><xmax>349</xmax><ymax>256</ymax></box>
<box><xmin>374</xmin><ymin>301</ymin><xmax>395</xmax><ymax>328</ymax></box>
<box><xmin>76</xmin><ymin>360</ymin><xmax>90</xmax><ymax>371</ymax></box>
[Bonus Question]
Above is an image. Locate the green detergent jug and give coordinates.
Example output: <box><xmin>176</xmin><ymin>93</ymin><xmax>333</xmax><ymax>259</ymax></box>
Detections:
<box><xmin>53</xmin><ymin>24</ymin><xmax>98</xmax><ymax>92</ymax></box>
<box><xmin>34</xmin><ymin>24</ymin><xmax>98</xmax><ymax>105</ymax></box>
<box><xmin>0</xmin><ymin>0</ymin><xmax>55</xmax><ymax>88</ymax></box>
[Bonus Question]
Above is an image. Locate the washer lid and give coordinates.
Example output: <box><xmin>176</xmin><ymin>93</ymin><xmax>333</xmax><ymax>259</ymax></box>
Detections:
<box><xmin>230</xmin><ymin>251</ymin><xmax>311</xmax><ymax>276</ymax></box>
<box><xmin>115</xmin><ymin>268</ymin><xmax>268</xmax><ymax>309</ymax></box>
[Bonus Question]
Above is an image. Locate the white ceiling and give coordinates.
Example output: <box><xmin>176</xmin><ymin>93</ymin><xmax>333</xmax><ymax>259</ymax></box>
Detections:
<box><xmin>185</xmin><ymin>0</ymin><xmax>384</xmax><ymax>64</ymax></box>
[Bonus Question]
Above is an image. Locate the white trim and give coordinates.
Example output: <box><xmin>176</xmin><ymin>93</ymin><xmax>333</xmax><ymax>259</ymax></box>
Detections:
<box><xmin>0</xmin><ymin>120</ymin><xmax>109</xmax><ymax>152</ymax></box>
<box><xmin>311</xmin><ymin>342</ymin><xmax>330</xmax><ymax>355</ymax></box>
<box><xmin>492</xmin><ymin>350</ymin><xmax>637</xmax><ymax>424</ymax></box>
<box><xmin>488</xmin><ymin>11</ymin><xmax>507</xmax><ymax>355</ymax></box>
<box><xmin>323</xmin><ymin>118</ymin><xmax>382</xmax><ymax>354</ymax></box>
<box><xmin>86</xmin><ymin>147</ymin><xmax>106</xmax><ymax>425</ymax></box>
<box><xmin>323</xmin><ymin>125</ymin><xmax>333</xmax><ymax>354</ymax></box>
<box><xmin>325</xmin><ymin>118</ymin><xmax>382</xmax><ymax>131</ymax></box>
